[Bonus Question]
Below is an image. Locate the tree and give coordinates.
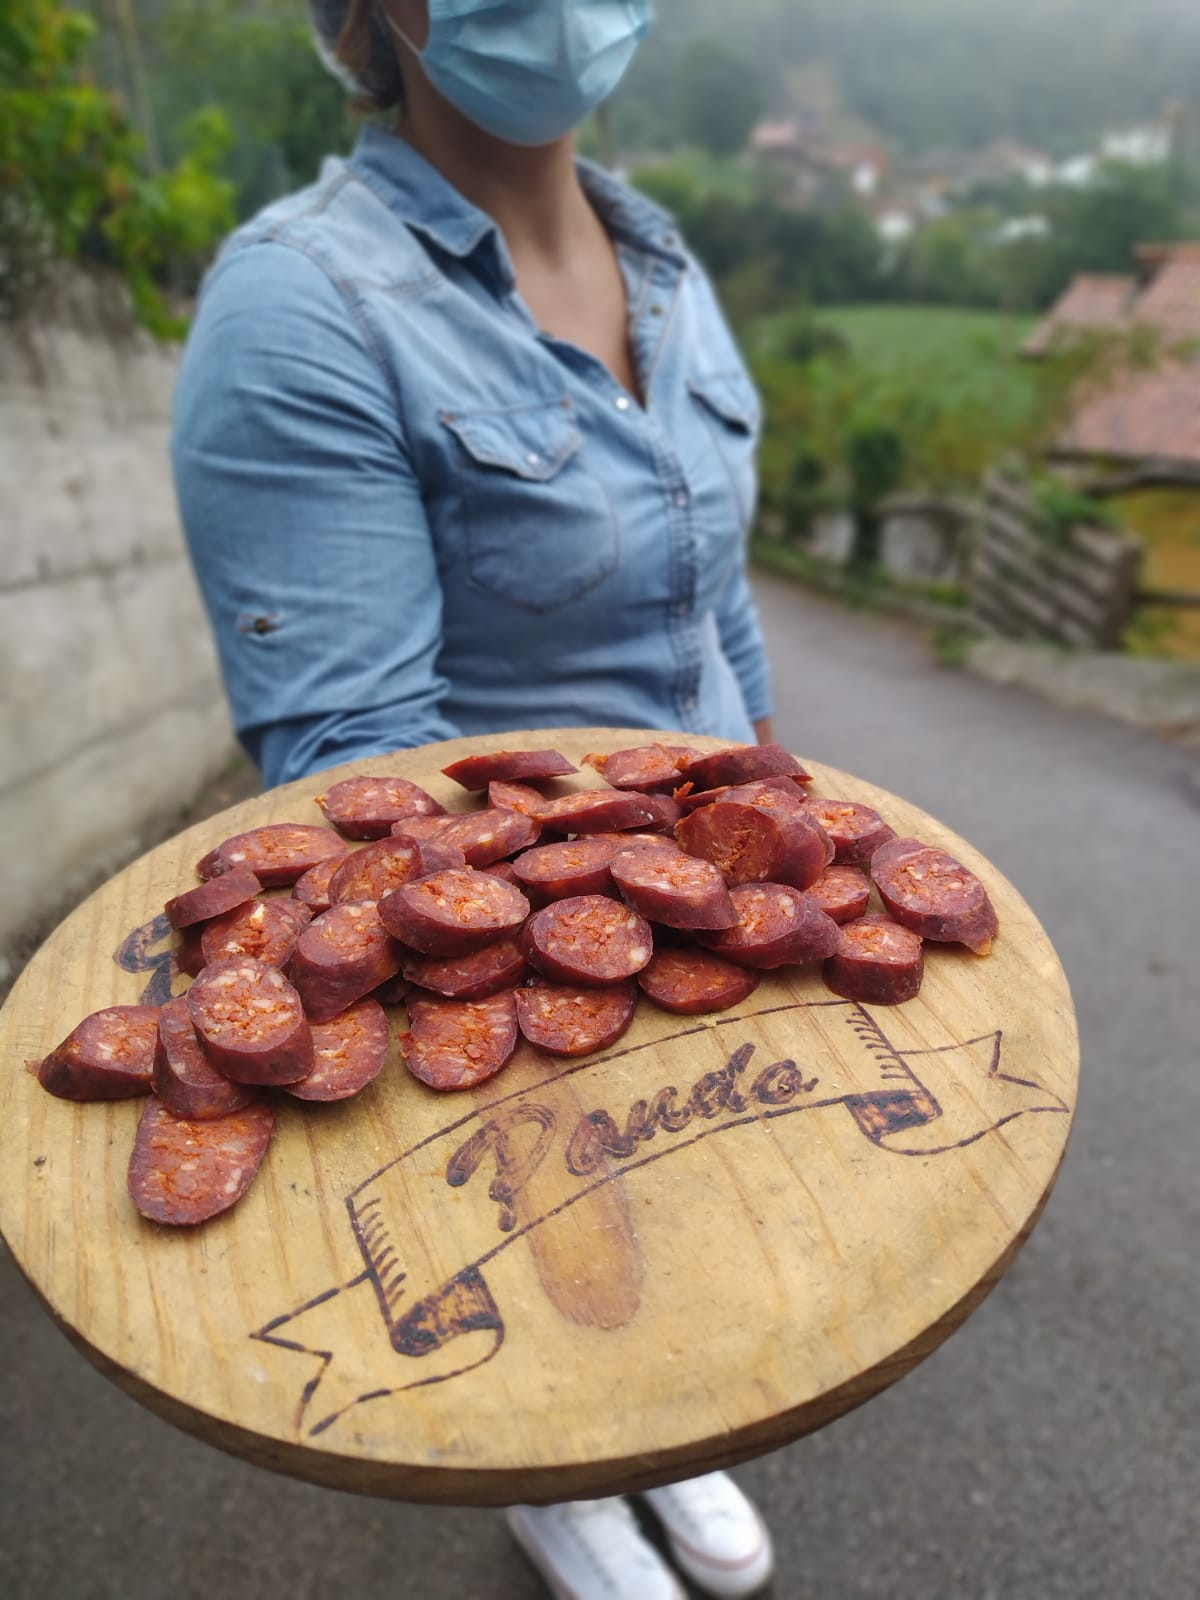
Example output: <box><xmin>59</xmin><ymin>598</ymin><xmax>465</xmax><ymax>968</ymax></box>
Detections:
<box><xmin>676</xmin><ymin>37</ymin><xmax>766</xmax><ymax>157</ymax></box>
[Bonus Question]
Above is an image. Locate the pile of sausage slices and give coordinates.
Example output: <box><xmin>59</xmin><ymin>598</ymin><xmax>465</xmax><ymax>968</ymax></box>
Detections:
<box><xmin>29</xmin><ymin>741</ymin><xmax>998</xmax><ymax>1228</ymax></box>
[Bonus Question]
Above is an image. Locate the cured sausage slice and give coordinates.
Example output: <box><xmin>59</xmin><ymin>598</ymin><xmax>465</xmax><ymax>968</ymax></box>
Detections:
<box><xmin>173</xmin><ymin>925</ymin><xmax>208</xmax><ymax>979</ymax></box>
<box><xmin>315</xmin><ymin>775</ymin><xmax>445</xmax><ymax>839</ymax></box>
<box><xmin>676</xmin><ymin>802</ymin><xmax>831</xmax><ymax>891</ymax></box>
<box><xmin>153</xmin><ymin>995</ymin><xmax>253</xmax><ymax>1120</ymax></box>
<box><xmin>288</xmin><ymin>901</ymin><xmax>404</xmax><ymax>1022</ymax></box>
<box><xmin>511</xmin><ymin>837</ymin><xmax>622</xmax><ymax>903</ymax></box>
<box><xmin>401</xmin><ymin>992</ymin><xmax>519</xmax><ymax>1091</ymax></box>
<box><xmin>638</xmin><ymin>948</ymin><xmax>761</xmax><ymax>1016</ymax></box>
<box><xmin>636</xmin><ymin>793</ymin><xmax>684</xmax><ymax>834</ymax></box>
<box><xmin>582</xmin><ymin>743</ymin><xmax>702</xmax><ymax>793</ymax></box>
<box><xmin>721</xmin><ymin>777</ymin><xmax>810</xmax><ymax>812</ymax></box>
<box><xmin>698</xmin><ymin>884</ymin><xmax>840</xmax><ymax>969</ymax></box>
<box><xmin>515</xmin><ymin>979</ymin><xmax>638</xmax><ymax>1056</ymax></box>
<box><xmin>187</xmin><ymin>958</ymin><xmax>313</xmax><ymax>1085</ymax></box>
<box><xmin>610</xmin><ymin>848</ymin><xmax>737</xmax><ymax>930</ymax></box>
<box><xmin>802</xmin><ymin>798</ymin><xmax>896</xmax><ymax>865</ymax></box>
<box><xmin>197</xmin><ymin>824</ymin><xmax>347</xmax><ymax>887</ymax></box>
<box><xmin>824</xmin><ymin>915</ymin><xmax>924</xmax><ymax>1005</ymax></box>
<box><xmin>536</xmin><ymin>789</ymin><xmax>660</xmax><ymax>834</ymax></box>
<box><xmin>523</xmin><ymin>895</ymin><xmax>654</xmax><ymax>986</ymax></box>
<box><xmin>416</xmin><ymin>807</ymin><xmax>542</xmax><ymax>867</ymax></box>
<box><xmin>33</xmin><ymin>1005</ymin><xmax>159</xmax><ymax>1101</ymax></box>
<box><xmin>808</xmin><ymin>865</ymin><xmax>872</xmax><ymax>925</ymax></box>
<box><xmin>292</xmin><ymin>853</ymin><xmax>347</xmax><ymax>915</ymax></box>
<box><xmin>287</xmin><ymin>998</ymin><xmax>391</xmax><ymax>1102</ymax></box>
<box><xmin>127</xmin><ymin>1096</ymin><xmax>275</xmax><ymax>1226</ymax></box>
<box><xmin>442</xmin><ymin>749</ymin><xmax>578</xmax><ymax>790</ymax></box>
<box><xmin>378</xmin><ymin>869</ymin><xmax>530</xmax><ymax>957</ymax></box>
<box><xmin>677</xmin><ymin>743</ymin><xmax>812</xmax><ymax>793</ymax></box>
<box><xmin>401</xmin><ymin>936</ymin><xmax>529</xmax><ymax>1000</ymax></box>
<box><xmin>329</xmin><ymin>834</ymin><xmax>465</xmax><ymax>906</ymax></box>
<box><xmin>200</xmin><ymin>897</ymin><xmax>312</xmax><ymax>969</ymax></box>
<box><xmin>871</xmin><ymin>836</ymin><xmax>999</xmax><ymax>955</ymax></box>
<box><xmin>479</xmin><ymin>859</ymin><xmax>520</xmax><ymax>885</ymax></box>
<box><xmin>164</xmin><ymin>867</ymin><xmax>261</xmax><ymax>931</ymax></box>
<box><xmin>486</xmin><ymin>780</ymin><xmax>549</xmax><ymax>817</ymax></box>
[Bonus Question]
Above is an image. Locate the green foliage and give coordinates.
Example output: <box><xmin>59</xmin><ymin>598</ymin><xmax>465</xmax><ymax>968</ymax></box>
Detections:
<box><xmin>675</xmin><ymin>37</ymin><xmax>767</xmax><ymax>157</ymax></box>
<box><xmin>0</xmin><ymin>0</ymin><xmax>234</xmax><ymax>333</ymax></box>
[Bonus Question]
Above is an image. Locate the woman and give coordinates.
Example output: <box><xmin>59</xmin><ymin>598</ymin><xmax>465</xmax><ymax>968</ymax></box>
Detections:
<box><xmin>172</xmin><ymin>3</ymin><xmax>777</xmax><ymax>1595</ymax></box>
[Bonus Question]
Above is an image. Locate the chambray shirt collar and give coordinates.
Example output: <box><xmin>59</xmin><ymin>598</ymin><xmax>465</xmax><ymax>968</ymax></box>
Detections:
<box><xmin>348</xmin><ymin>123</ymin><xmax>686</xmax><ymax>287</ymax></box>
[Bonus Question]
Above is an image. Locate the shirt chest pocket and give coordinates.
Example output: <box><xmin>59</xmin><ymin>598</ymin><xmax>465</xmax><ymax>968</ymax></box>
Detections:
<box><xmin>440</xmin><ymin>399</ymin><xmax>619</xmax><ymax>614</ymax></box>
<box><xmin>688</xmin><ymin>371</ymin><xmax>761</xmax><ymax>533</ymax></box>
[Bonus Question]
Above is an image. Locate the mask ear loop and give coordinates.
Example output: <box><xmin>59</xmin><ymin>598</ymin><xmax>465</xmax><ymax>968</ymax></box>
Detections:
<box><xmin>379</xmin><ymin>4</ymin><xmax>423</xmax><ymax>60</ymax></box>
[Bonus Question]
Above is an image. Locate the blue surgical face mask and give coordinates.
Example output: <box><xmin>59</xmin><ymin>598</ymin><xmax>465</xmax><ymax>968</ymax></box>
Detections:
<box><xmin>383</xmin><ymin>1</ymin><xmax>653</xmax><ymax>148</ymax></box>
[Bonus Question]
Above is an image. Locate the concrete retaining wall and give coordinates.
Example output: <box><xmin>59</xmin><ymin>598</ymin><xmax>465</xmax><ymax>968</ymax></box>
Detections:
<box><xmin>0</xmin><ymin>273</ymin><xmax>235</xmax><ymax>964</ymax></box>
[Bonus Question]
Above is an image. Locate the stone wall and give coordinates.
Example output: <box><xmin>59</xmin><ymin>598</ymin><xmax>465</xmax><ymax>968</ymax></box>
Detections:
<box><xmin>0</xmin><ymin>273</ymin><xmax>235</xmax><ymax>966</ymax></box>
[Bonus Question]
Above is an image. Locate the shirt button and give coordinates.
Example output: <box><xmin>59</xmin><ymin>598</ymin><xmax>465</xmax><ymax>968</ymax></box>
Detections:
<box><xmin>674</xmin><ymin>491</ymin><xmax>690</xmax><ymax>509</ymax></box>
<box><xmin>525</xmin><ymin>452</ymin><xmax>542</xmax><ymax>466</ymax></box>
<box><xmin>614</xmin><ymin>395</ymin><xmax>631</xmax><ymax>412</ymax></box>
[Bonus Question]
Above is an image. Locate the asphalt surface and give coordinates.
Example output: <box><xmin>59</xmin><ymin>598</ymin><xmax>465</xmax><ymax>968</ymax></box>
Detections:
<box><xmin>3</xmin><ymin>573</ymin><xmax>1197</xmax><ymax>1599</ymax></box>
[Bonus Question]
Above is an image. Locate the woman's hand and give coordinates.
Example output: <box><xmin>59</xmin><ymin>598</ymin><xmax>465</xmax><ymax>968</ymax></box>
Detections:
<box><xmin>754</xmin><ymin>718</ymin><xmax>775</xmax><ymax>746</ymax></box>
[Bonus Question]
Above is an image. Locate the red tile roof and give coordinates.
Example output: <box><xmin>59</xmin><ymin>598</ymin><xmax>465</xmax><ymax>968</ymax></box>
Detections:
<box><xmin>1022</xmin><ymin>276</ymin><xmax>1135</xmax><ymax>355</ymax></box>
<box><xmin>1058</xmin><ymin>361</ymin><xmax>1200</xmax><ymax>465</ymax></box>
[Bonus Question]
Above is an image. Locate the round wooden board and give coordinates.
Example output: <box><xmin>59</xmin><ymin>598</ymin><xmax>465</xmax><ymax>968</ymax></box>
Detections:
<box><xmin>0</xmin><ymin>730</ymin><xmax>1078</xmax><ymax>1506</ymax></box>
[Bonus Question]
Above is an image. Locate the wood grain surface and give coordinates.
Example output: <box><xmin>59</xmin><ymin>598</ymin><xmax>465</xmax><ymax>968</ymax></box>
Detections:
<box><xmin>0</xmin><ymin>730</ymin><xmax>1078</xmax><ymax>1505</ymax></box>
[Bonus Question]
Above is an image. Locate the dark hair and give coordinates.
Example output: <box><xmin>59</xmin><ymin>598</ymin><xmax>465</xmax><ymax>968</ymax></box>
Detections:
<box><xmin>310</xmin><ymin>1</ymin><xmax>406</xmax><ymax>111</ymax></box>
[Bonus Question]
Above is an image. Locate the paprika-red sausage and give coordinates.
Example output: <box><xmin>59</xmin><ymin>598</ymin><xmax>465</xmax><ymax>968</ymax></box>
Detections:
<box><xmin>637</xmin><ymin>947</ymin><xmax>761</xmax><ymax>1016</ymax></box>
<box><xmin>164</xmin><ymin>867</ymin><xmax>262</xmax><ymax>931</ymax></box>
<box><xmin>287</xmin><ymin>901</ymin><xmax>404</xmax><ymax>1022</ymax></box>
<box><xmin>379</xmin><ymin>868</ymin><xmax>530</xmax><ymax>957</ymax></box>
<box><xmin>153</xmin><ymin>995</ymin><xmax>253</xmax><ymax>1120</ymax></box>
<box><xmin>677</xmin><ymin>743</ymin><xmax>812</xmax><ymax>793</ymax></box>
<box><xmin>807</xmin><ymin>865</ymin><xmax>873</xmax><ymax>926</ymax></box>
<box><xmin>200</xmin><ymin>896</ymin><xmax>312</xmax><ymax>969</ymax></box>
<box><xmin>401</xmin><ymin>935</ymin><xmax>529</xmax><ymax>1000</ymax></box>
<box><xmin>871</xmin><ymin>836</ymin><xmax>999</xmax><ymax>955</ymax></box>
<box><xmin>523</xmin><ymin>895</ymin><xmax>654</xmax><ymax>986</ymax></box>
<box><xmin>187</xmin><ymin>958</ymin><xmax>313</xmax><ymax>1085</ymax></box>
<box><xmin>315</xmin><ymin>774</ymin><xmax>445</xmax><ymax>839</ymax></box>
<box><xmin>610</xmin><ymin>847</ymin><xmax>737</xmax><ymax>930</ymax></box>
<box><xmin>698</xmin><ymin>884</ymin><xmax>841</xmax><ymax>969</ymax></box>
<box><xmin>127</xmin><ymin>1096</ymin><xmax>275</xmax><ymax>1226</ymax></box>
<box><xmin>330</xmin><ymin>834</ymin><xmax>465</xmax><ymax>905</ymax></box>
<box><xmin>33</xmin><ymin>1005</ymin><xmax>160</xmax><ymax>1101</ymax></box>
<box><xmin>287</xmin><ymin>998</ymin><xmax>391</xmax><ymax>1102</ymax></box>
<box><xmin>802</xmin><ymin>798</ymin><xmax>896</xmax><ymax>865</ymax></box>
<box><xmin>676</xmin><ymin>802</ymin><xmax>832</xmax><ymax>891</ymax></box>
<box><xmin>824</xmin><ymin>915</ymin><xmax>925</xmax><ymax>1005</ymax></box>
<box><xmin>401</xmin><ymin>992</ymin><xmax>519</xmax><ymax>1091</ymax></box>
<box><xmin>197</xmin><ymin>824</ymin><xmax>347</xmax><ymax>887</ymax></box>
<box><xmin>511</xmin><ymin>837</ymin><xmax>622</xmax><ymax>903</ymax></box>
<box><xmin>442</xmin><ymin>748</ymin><xmax>577</xmax><ymax>790</ymax></box>
<box><xmin>515</xmin><ymin>979</ymin><xmax>638</xmax><ymax>1057</ymax></box>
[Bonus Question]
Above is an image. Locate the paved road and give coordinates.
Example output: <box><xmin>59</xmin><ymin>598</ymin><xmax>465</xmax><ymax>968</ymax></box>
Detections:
<box><xmin>3</xmin><ymin>574</ymin><xmax>1197</xmax><ymax>1599</ymax></box>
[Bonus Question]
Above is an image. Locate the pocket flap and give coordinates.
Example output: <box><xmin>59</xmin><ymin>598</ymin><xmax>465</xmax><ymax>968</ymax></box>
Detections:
<box><xmin>440</xmin><ymin>399</ymin><xmax>582</xmax><ymax>481</ymax></box>
<box><xmin>688</xmin><ymin>371</ymin><xmax>761</xmax><ymax>434</ymax></box>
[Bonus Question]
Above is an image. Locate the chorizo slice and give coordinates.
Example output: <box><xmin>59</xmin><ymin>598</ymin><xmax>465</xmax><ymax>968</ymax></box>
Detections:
<box><xmin>536</xmin><ymin>789</ymin><xmax>660</xmax><ymax>834</ymax></box>
<box><xmin>196</xmin><ymin>824</ymin><xmax>347</xmax><ymax>888</ymax></box>
<box><xmin>802</xmin><ymin>798</ymin><xmax>896</xmax><ymax>865</ymax></box>
<box><xmin>636</xmin><ymin>793</ymin><xmax>684</xmax><ymax>834</ymax></box>
<box><xmin>286</xmin><ymin>998</ymin><xmax>391</xmax><ymax>1102</ymax></box>
<box><xmin>487</xmin><ymin>779</ymin><xmax>551</xmax><ymax>817</ymax></box>
<box><xmin>173</xmin><ymin>925</ymin><xmax>208</xmax><ymax>979</ymax></box>
<box><xmin>200</xmin><ymin>896</ymin><xmax>312</xmax><ymax>969</ymax></box>
<box><xmin>677</xmin><ymin>743</ymin><xmax>812</xmax><ymax>793</ymax></box>
<box><xmin>442</xmin><ymin>748</ymin><xmax>578</xmax><ymax>790</ymax></box>
<box><xmin>582</xmin><ymin>743</ymin><xmax>702</xmax><ymax>793</ymax></box>
<box><xmin>721</xmin><ymin>777</ymin><xmax>810</xmax><ymax>812</ymax></box>
<box><xmin>401</xmin><ymin>936</ymin><xmax>529</xmax><ymax>1000</ymax></box>
<box><xmin>153</xmin><ymin>995</ymin><xmax>253</xmax><ymax>1120</ymax></box>
<box><xmin>638</xmin><ymin>948</ymin><xmax>761</xmax><ymax>1016</ymax></box>
<box><xmin>287</xmin><ymin>901</ymin><xmax>404</xmax><ymax>1022</ymax></box>
<box><xmin>127</xmin><ymin>1096</ymin><xmax>275</xmax><ymax>1227</ymax></box>
<box><xmin>676</xmin><ymin>802</ymin><xmax>831</xmax><ymax>891</ymax></box>
<box><xmin>871</xmin><ymin>836</ymin><xmax>999</xmax><ymax>955</ymax></box>
<box><xmin>187</xmin><ymin>958</ymin><xmax>313</xmax><ymax>1085</ymax></box>
<box><xmin>511</xmin><ymin>837</ymin><xmax>622</xmax><ymax>903</ymax></box>
<box><xmin>292</xmin><ymin>852</ymin><xmax>348</xmax><ymax>915</ymax></box>
<box><xmin>610</xmin><ymin>848</ymin><xmax>737</xmax><ymax>930</ymax></box>
<box><xmin>523</xmin><ymin>894</ymin><xmax>654</xmax><ymax>986</ymax></box>
<box><xmin>515</xmin><ymin>979</ymin><xmax>638</xmax><ymax>1057</ymax></box>
<box><xmin>808</xmin><ymin>865</ymin><xmax>872</xmax><ymax>926</ymax></box>
<box><xmin>698</xmin><ymin>884</ymin><xmax>841</xmax><ymax>970</ymax></box>
<box><xmin>421</xmin><ymin>806</ymin><xmax>542</xmax><ymax>867</ymax></box>
<box><xmin>330</xmin><ymin>833</ymin><xmax>466</xmax><ymax>906</ymax></box>
<box><xmin>378</xmin><ymin>868</ymin><xmax>530</xmax><ymax>957</ymax></box>
<box><xmin>315</xmin><ymin>774</ymin><xmax>445</xmax><ymax>839</ymax></box>
<box><xmin>33</xmin><ymin>1005</ymin><xmax>159</xmax><ymax>1101</ymax></box>
<box><xmin>824</xmin><ymin>915</ymin><xmax>924</xmax><ymax>1006</ymax></box>
<box><xmin>401</xmin><ymin>992</ymin><xmax>519</xmax><ymax>1091</ymax></box>
<box><xmin>164</xmin><ymin>867</ymin><xmax>261</xmax><ymax>931</ymax></box>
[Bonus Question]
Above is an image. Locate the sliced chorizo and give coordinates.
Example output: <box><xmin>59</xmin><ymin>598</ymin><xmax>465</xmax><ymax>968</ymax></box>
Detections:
<box><xmin>677</xmin><ymin>743</ymin><xmax>812</xmax><ymax>793</ymax></box>
<box><xmin>173</xmin><ymin>925</ymin><xmax>208</xmax><ymax>979</ymax></box>
<box><xmin>164</xmin><ymin>867</ymin><xmax>261</xmax><ymax>931</ymax></box>
<box><xmin>442</xmin><ymin>749</ymin><xmax>578</xmax><ymax>790</ymax></box>
<box><xmin>33</xmin><ymin>1005</ymin><xmax>159</xmax><ymax>1101</ymax></box>
<box><xmin>420</xmin><ymin>806</ymin><xmax>542</xmax><ymax>867</ymax></box>
<box><xmin>378</xmin><ymin>868</ymin><xmax>530</xmax><ymax>957</ymax></box>
<box><xmin>315</xmin><ymin>774</ymin><xmax>445</xmax><ymax>839</ymax></box>
<box><xmin>638</xmin><ymin>948</ymin><xmax>761</xmax><ymax>1016</ymax></box>
<box><xmin>127</xmin><ymin>1096</ymin><xmax>275</xmax><ymax>1227</ymax></box>
<box><xmin>515</xmin><ymin>979</ymin><xmax>638</xmax><ymax>1057</ymax></box>
<box><xmin>523</xmin><ymin>895</ymin><xmax>654</xmax><ymax>986</ymax></box>
<box><xmin>582</xmin><ymin>743</ymin><xmax>702</xmax><ymax>793</ymax></box>
<box><xmin>153</xmin><ymin>995</ymin><xmax>253</xmax><ymax>1120</ymax></box>
<box><xmin>487</xmin><ymin>780</ymin><xmax>551</xmax><ymax>817</ymax></box>
<box><xmin>536</xmin><ymin>789</ymin><xmax>660</xmax><ymax>834</ymax></box>
<box><xmin>401</xmin><ymin>991</ymin><xmax>519</xmax><ymax>1091</ymax></box>
<box><xmin>196</xmin><ymin>824</ymin><xmax>347</xmax><ymax>888</ymax></box>
<box><xmin>292</xmin><ymin>852</ymin><xmax>347</xmax><ymax>915</ymax></box>
<box><xmin>187</xmin><ymin>958</ymin><xmax>313</xmax><ymax>1085</ymax></box>
<box><xmin>511</xmin><ymin>837</ymin><xmax>622</xmax><ymax>903</ymax></box>
<box><xmin>824</xmin><ymin>915</ymin><xmax>924</xmax><ymax>1006</ymax></box>
<box><xmin>721</xmin><ymin>777</ymin><xmax>810</xmax><ymax>812</ymax></box>
<box><xmin>610</xmin><ymin>848</ymin><xmax>737</xmax><ymax>930</ymax></box>
<box><xmin>287</xmin><ymin>901</ymin><xmax>404</xmax><ymax>1022</ymax></box>
<box><xmin>287</xmin><ymin>998</ymin><xmax>391</xmax><ymax>1102</ymax></box>
<box><xmin>807</xmin><ymin>865</ymin><xmax>872</xmax><ymax>926</ymax></box>
<box><xmin>200</xmin><ymin>896</ymin><xmax>312</xmax><ymax>969</ymax></box>
<box><xmin>329</xmin><ymin>833</ymin><xmax>466</xmax><ymax>905</ymax></box>
<box><xmin>698</xmin><ymin>884</ymin><xmax>840</xmax><ymax>969</ymax></box>
<box><xmin>802</xmin><ymin>798</ymin><xmax>896</xmax><ymax>865</ymax></box>
<box><xmin>401</xmin><ymin>935</ymin><xmax>529</xmax><ymax>1000</ymax></box>
<box><xmin>676</xmin><ymin>802</ymin><xmax>831</xmax><ymax>891</ymax></box>
<box><xmin>871</xmin><ymin>836</ymin><xmax>999</xmax><ymax>955</ymax></box>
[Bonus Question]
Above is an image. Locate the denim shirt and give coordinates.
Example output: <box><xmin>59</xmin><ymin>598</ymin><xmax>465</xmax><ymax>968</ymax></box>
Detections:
<box><xmin>172</xmin><ymin>124</ymin><xmax>773</xmax><ymax>788</ymax></box>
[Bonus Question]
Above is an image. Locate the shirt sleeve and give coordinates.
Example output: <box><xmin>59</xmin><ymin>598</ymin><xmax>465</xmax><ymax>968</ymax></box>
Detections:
<box><xmin>715</xmin><ymin>559</ymin><xmax>774</xmax><ymax>726</ymax></box>
<box><xmin>170</xmin><ymin>239</ymin><xmax>461</xmax><ymax>789</ymax></box>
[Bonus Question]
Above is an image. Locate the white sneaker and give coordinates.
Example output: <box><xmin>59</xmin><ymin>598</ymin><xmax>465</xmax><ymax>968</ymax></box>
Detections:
<box><xmin>640</xmin><ymin>1472</ymin><xmax>775</xmax><ymax>1598</ymax></box>
<box><xmin>507</xmin><ymin>1498</ymin><xmax>687</xmax><ymax>1599</ymax></box>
